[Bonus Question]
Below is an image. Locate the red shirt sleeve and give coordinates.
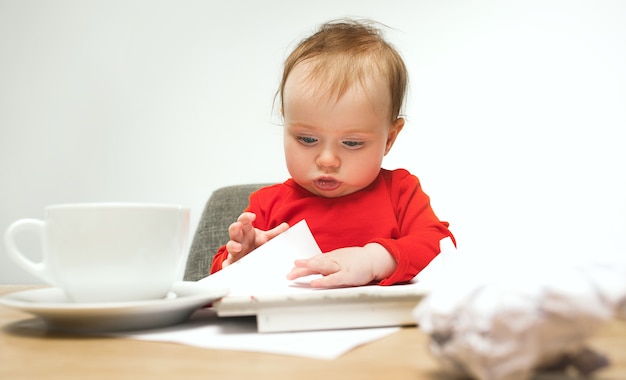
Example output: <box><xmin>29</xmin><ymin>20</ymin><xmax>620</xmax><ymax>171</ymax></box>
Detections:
<box><xmin>369</xmin><ymin>170</ymin><xmax>455</xmax><ymax>285</ymax></box>
<box><xmin>210</xmin><ymin>245</ymin><xmax>228</xmax><ymax>273</ymax></box>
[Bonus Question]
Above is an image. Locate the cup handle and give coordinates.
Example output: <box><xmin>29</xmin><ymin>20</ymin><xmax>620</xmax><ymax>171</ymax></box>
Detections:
<box><xmin>4</xmin><ymin>219</ymin><xmax>55</xmax><ymax>285</ymax></box>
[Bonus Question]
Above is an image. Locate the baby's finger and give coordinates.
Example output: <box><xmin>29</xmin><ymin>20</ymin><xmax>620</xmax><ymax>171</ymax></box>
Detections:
<box><xmin>309</xmin><ymin>272</ymin><xmax>347</xmax><ymax>288</ymax></box>
<box><xmin>228</xmin><ymin>221</ymin><xmax>243</xmax><ymax>239</ymax></box>
<box><xmin>237</xmin><ymin>212</ymin><xmax>256</xmax><ymax>224</ymax></box>
<box><xmin>265</xmin><ymin>222</ymin><xmax>289</xmax><ymax>240</ymax></box>
<box><xmin>222</xmin><ymin>253</ymin><xmax>236</xmax><ymax>267</ymax></box>
<box><xmin>226</xmin><ymin>240</ymin><xmax>242</xmax><ymax>254</ymax></box>
<box><xmin>285</xmin><ymin>266</ymin><xmax>317</xmax><ymax>280</ymax></box>
<box><xmin>301</xmin><ymin>255</ymin><xmax>341</xmax><ymax>275</ymax></box>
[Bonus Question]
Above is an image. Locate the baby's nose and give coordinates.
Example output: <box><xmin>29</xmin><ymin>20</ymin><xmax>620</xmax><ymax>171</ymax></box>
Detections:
<box><xmin>316</xmin><ymin>147</ymin><xmax>340</xmax><ymax>168</ymax></box>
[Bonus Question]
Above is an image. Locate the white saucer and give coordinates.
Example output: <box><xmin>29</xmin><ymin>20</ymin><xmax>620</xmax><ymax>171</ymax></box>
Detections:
<box><xmin>0</xmin><ymin>281</ymin><xmax>228</xmax><ymax>333</ymax></box>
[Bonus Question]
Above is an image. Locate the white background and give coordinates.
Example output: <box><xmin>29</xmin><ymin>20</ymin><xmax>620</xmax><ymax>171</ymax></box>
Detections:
<box><xmin>1</xmin><ymin>0</ymin><xmax>625</xmax><ymax>284</ymax></box>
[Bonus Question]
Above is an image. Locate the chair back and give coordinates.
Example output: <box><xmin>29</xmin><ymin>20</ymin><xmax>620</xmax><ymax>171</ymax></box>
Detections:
<box><xmin>183</xmin><ymin>183</ymin><xmax>270</xmax><ymax>281</ymax></box>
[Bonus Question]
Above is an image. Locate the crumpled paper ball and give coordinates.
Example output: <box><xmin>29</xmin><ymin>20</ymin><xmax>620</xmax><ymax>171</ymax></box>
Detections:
<box><xmin>414</xmin><ymin>251</ymin><xmax>626</xmax><ymax>380</ymax></box>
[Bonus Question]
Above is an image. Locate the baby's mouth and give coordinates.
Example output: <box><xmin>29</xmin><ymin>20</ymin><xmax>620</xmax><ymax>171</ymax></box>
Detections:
<box><xmin>314</xmin><ymin>177</ymin><xmax>341</xmax><ymax>191</ymax></box>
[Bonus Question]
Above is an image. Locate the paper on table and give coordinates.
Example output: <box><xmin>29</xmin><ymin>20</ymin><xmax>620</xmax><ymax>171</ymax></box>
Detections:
<box><xmin>198</xmin><ymin>219</ymin><xmax>322</xmax><ymax>295</ymax></box>
<box><xmin>118</xmin><ymin>308</ymin><xmax>399</xmax><ymax>360</ymax></box>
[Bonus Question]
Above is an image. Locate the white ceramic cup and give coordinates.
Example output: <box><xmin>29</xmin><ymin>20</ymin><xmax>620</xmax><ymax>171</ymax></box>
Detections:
<box><xmin>4</xmin><ymin>203</ymin><xmax>190</xmax><ymax>303</ymax></box>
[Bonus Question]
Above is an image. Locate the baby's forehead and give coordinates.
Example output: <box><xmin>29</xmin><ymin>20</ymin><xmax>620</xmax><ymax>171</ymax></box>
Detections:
<box><xmin>287</xmin><ymin>59</ymin><xmax>390</xmax><ymax>103</ymax></box>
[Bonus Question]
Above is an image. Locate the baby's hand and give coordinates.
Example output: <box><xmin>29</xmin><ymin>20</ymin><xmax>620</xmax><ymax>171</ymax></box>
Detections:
<box><xmin>286</xmin><ymin>243</ymin><xmax>397</xmax><ymax>288</ymax></box>
<box><xmin>223</xmin><ymin>212</ymin><xmax>289</xmax><ymax>267</ymax></box>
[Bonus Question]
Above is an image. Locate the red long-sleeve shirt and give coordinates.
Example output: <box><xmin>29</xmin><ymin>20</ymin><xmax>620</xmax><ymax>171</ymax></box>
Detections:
<box><xmin>210</xmin><ymin>168</ymin><xmax>454</xmax><ymax>285</ymax></box>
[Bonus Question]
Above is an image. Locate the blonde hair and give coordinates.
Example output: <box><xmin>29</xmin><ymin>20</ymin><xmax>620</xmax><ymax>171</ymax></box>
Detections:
<box><xmin>278</xmin><ymin>19</ymin><xmax>408</xmax><ymax>122</ymax></box>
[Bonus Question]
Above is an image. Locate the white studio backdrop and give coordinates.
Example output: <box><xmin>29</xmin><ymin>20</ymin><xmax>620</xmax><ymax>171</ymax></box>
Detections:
<box><xmin>1</xmin><ymin>0</ymin><xmax>625</xmax><ymax>284</ymax></box>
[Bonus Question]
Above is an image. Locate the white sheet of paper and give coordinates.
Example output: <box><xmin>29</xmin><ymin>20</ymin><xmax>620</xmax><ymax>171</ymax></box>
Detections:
<box><xmin>118</xmin><ymin>308</ymin><xmax>399</xmax><ymax>360</ymax></box>
<box><xmin>197</xmin><ymin>219</ymin><xmax>322</xmax><ymax>295</ymax></box>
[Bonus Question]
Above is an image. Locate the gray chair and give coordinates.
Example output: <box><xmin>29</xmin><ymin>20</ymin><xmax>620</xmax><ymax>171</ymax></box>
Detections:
<box><xmin>183</xmin><ymin>183</ymin><xmax>270</xmax><ymax>281</ymax></box>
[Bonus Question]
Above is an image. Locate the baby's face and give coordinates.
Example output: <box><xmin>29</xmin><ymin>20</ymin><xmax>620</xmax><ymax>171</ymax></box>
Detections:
<box><xmin>282</xmin><ymin>63</ymin><xmax>403</xmax><ymax>198</ymax></box>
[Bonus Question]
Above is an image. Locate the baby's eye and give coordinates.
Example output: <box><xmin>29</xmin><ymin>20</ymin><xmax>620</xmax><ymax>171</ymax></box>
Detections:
<box><xmin>297</xmin><ymin>136</ymin><xmax>318</xmax><ymax>145</ymax></box>
<box><xmin>342</xmin><ymin>140</ymin><xmax>364</xmax><ymax>148</ymax></box>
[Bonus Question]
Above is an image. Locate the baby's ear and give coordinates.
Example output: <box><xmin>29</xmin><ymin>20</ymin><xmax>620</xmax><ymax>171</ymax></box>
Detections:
<box><xmin>384</xmin><ymin>118</ymin><xmax>405</xmax><ymax>154</ymax></box>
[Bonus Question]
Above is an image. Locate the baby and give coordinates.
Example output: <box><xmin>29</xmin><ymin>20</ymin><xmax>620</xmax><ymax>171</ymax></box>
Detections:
<box><xmin>210</xmin><ymin>19</ymin><xmax>454</xmax><ymax>288</ymax></box>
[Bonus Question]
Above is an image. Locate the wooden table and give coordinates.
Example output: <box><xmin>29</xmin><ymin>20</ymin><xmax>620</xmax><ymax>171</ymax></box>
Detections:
<box><xmin>1</xmin><ymin>285</ymin><xmax>625</xmax><ymax>380</ymax></box>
